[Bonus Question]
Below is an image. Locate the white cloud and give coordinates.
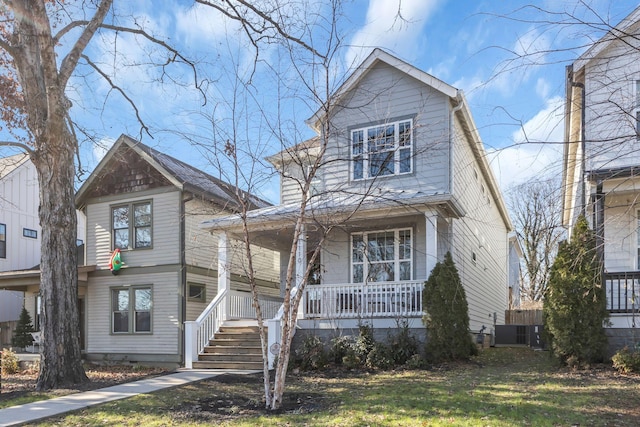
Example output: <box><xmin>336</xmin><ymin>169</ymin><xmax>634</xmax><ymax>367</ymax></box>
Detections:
<box><xmin>345</xmin><ymin>0</ymin><xmax>442</xmax><ymax>67</ymax></box>
<box><xmin>536</xmin><ymin>78</ymin><xmax>550</xmax><ymax>99</ymax></box>
<box><xmin>93</xmin><ymin>137</ymin><xmax>115</xmax><ymax>164</ymax></box>
<box><xmin>488</xmin><ymin>96</ymin><xmax>564</xmax><ymax>190</ymax></box>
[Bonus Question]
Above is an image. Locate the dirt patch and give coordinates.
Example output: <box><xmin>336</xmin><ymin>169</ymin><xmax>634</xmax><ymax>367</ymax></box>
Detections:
<box><xmin>0</xmin><ymin>364</ymin><xmax>170</xmax><ymax>403</ymax></box>
<box><xmin>170</xmin><ymin>373</ymin><xmax>329</xmax><ymax>423</ymax></box>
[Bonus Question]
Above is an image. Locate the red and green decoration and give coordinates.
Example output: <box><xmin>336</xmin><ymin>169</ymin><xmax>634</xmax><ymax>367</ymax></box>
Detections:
<box><xmin>109</xmin><ymin>249</ymin><xmax>123</xmax><ymax>275</ymax></box>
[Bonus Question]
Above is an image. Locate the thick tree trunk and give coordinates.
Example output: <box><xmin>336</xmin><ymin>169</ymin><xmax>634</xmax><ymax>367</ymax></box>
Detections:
<box><xmin>33</xmin><ymin>130</ymin><xmax>88</xmax><ymax>391</ymax></box>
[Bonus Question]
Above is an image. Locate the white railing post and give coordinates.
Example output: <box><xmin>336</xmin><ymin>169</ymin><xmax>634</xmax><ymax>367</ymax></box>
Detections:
<box><xmin>295</xmin><ymin>225</ymin><xmax>307</xmax><ymax>320</ymax></box>
<box><xmin>425</xmin><ymin>211</ymin><xmax>438</xmax><ymax>277</ymax></box>
<box><xmin>184</xmin><ymin>320</ymin><xmax>197</xmax><ymax>369</ymax></box>
<box><xmin>218</xmin><ymin>232</ymin><xmax>231</xmax><ymax>322</ymax></box>
<box><xmin>267</xmin><ymin>317</ymin><xmax>281</xmax><ymax>369</ymax></box>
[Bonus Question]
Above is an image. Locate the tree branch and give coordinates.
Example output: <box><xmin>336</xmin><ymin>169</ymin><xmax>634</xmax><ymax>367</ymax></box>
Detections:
<box><xmin>58</xmin><ymin>0</ymin><xmax>113</xmax><ymax>87</ymax></box>
<box><xmin>195</xmin><ymin>0</ymin><xmax>326</xmax><ymax>60</ymax></box>
<box><xmin>81</xmin><ymin>54</ymin><xmax>151</xmax><ymax>138</ymax></box>
<box><xmin>0</xmin><ymin>140</ymin><xmax>35</xmax><ymax>155</ymax></box>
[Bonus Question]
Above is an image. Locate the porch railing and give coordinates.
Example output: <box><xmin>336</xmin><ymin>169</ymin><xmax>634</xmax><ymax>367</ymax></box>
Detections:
<box><xmin>228</xmin><ymin>290</ymin><xmax>282</xmax><ymax>320</ymax></box>
<box><xmin>303</xmin><ymin>280</ymin><xmax>424</xmax><ymax>319</ymax></box>
<box><xmin>184</xmin><ymin>289</ymin><xmax>283</xmax><ymax>369</ymax></box>
<box><xmin>603</xmin><ymin>272</ymin><xmax>640</xmax><ymax>313</ymax></box>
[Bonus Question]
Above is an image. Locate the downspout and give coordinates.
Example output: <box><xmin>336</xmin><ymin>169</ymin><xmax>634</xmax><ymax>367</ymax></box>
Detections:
<box><xmin>449</xmin><ymin>90</ymin><xmax>465</xmax><ymax>195</ymax></box>
<box><xmin>570</xmin><ymin>79</ymin><xmax>586</xmax><ymax>217</ymax></box>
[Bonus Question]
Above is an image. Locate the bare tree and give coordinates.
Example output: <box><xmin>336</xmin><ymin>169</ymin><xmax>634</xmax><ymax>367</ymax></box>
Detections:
<box><xmin>508</xmin><ymin>178</ymin><xmax>564</xmax><ymax>302</ymax></box>
<box><xmin>0</xmin><ymin>1</ymin><xmax>202</xmax><ymax>390</ymax></box>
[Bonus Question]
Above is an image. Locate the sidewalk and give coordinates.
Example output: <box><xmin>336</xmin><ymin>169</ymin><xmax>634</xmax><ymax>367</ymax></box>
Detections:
<box><xmin>0</xmin><ymin>369</ymin><xmax>258</xmax><ymax>426</ymax></box>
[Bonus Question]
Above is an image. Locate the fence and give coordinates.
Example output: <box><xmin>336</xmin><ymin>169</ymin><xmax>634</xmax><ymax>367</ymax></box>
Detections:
<box><xmin>505</xmin><ymin>309</ymin><xmax>543</xmax><ymax>325</ymax></box>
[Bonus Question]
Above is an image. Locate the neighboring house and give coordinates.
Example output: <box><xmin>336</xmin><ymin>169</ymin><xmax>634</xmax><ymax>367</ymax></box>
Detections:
<box><xmin>0</xmin><ymin>153</ymin><xmax>86</xmax><ymax>341</ymax></box>
<box><xmin>194</xmin><ymin>49</ymin><xmax>512</xmax><ymax>366</ymax></box>
<box><xmin>0</xmin><ymin>153</ymin><xmax>41</xmax><ymax>344</ymax></box>
<box><xmin>563</xmin><ymin>6</ymin><xmax>640</xmax><ymax>350</ymax></box>
<box><xmin>508</xmin><ymin>234</ymin><xmax>523</xmax><ymax>309</ymax></box>
<box><xmin>0</xmin><ymin>135</ymin><xmax>280</xmax><ymax>365</ymax></box>
<box><xmin>73</xmin><ymin>135</ymin><xmax>279</xmax><ymax>366</ymax></box>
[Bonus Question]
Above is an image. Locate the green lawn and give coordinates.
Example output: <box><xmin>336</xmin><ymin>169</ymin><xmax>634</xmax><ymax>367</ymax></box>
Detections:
<box><xmin>25</xmin><ymin>348</ymin><xmax>640</xmax><ymax>426</ymax></box>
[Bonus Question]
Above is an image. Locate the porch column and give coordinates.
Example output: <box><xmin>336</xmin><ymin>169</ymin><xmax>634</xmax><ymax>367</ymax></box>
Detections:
<box><xmin>295</xmin><ymin>225</ymin><xmax>307</xmax><ymax>319</ymax></box>
<box><xmin>425</xmin><ymin>211</ymin><xmax>438</xmax><ymax>278</ymax></box>
<box><xmin>218</xmin><ymin>232</ymin><xmax>231</xmax><ymax>320</ymax></box>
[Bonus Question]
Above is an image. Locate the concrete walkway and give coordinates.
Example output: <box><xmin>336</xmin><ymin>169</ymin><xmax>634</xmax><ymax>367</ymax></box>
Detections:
<box><xmin>0</xmin><ymin>369</ymin><xmax>258</xmax><ymax>426</ymax></box>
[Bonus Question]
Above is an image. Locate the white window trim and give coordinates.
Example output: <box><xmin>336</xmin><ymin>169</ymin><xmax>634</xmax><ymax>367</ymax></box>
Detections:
<box><xmin>635</xmin><ymin>80</ymin><xmax>640</xmax><ymax>139</ymax></box>
<box><xmin>351</xmin><ymin>118</ymin><xmax>413</xmax><ymax>181</ymax></box>
<box><xmin>351</xmin><ymin>228</ymin><xmax>413</xmax><ymax>283</ymax></box>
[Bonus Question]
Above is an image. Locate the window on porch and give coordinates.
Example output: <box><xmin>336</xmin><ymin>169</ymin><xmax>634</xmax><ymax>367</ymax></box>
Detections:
<box><xmin>351</xmin><ymin>228</ymin><xmax>412</xmax><ymax>283</ymax></box>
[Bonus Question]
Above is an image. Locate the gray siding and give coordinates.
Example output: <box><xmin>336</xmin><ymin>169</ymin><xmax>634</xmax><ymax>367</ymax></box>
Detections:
<box><xmin>451</xmin><ymin>114</ymin><xmax>509</xmax><ymax>329</ymax></box>
<box><xmin>86</xmin><ymin>191</ymin><xmax>181</xmax><ymax>270</ymax></box>
<box><xmin>281</xmin><ymin>61</ymin><xmax>451</xmax><ymax>206</ymax></box>
<box><xmin>85</xmin><ymin>271</ymin><xmax>180</xmax><ymax>356</ymax></box>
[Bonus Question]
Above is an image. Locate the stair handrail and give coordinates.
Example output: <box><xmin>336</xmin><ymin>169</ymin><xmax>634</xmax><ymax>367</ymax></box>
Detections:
<box><xmin>267</xmin><ymin>287</ymin><xmax>299</xmax><ymax>368</ymax></box>
<box><xmin>185</xmin><ymin>288</ymin><xmax>228</xmax><ymax>369</ymax></box>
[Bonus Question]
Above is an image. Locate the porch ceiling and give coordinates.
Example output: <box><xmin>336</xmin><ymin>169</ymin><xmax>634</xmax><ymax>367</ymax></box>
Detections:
<box><xmin>0</xmin><ymin>265</ymin><xmax>96</xmax><ymax>291</ymax></box>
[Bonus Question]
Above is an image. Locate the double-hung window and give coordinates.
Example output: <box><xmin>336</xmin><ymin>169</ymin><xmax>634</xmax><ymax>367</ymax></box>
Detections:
<box><xmin>351</xmin><ymin>119</ymin><xmax>412</xmax><ymax>180</ymax></box>
<box><xmin>112</xmin><ymin>286</ymin><xmax>152</xmax><ymax>333</ymax></box>
<box><xmin>351</xmin><ymin>228</ymin><xmax>412</xmax><ymax>283</ymax></box>
<box><xmin>112</xmin><ymin>201</ymin><xmax>152</xmax><ymax>250</ymax></box>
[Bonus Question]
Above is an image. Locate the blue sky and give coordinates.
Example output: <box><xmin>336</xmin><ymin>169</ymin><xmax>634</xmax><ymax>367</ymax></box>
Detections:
<box><xmin>2</xmin><ymin>0</ymin><xmax>636</xmax><ymax>203</ymax></box>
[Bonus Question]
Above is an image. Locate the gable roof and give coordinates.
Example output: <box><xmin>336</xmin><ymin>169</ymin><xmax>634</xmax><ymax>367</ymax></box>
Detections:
<box><xmin>0</xmin><ymin>153</ymin><xmax>30</xmax><ymax>179</ymax></box>
<box><xmin>306</xmin><ymin>48</ymin><xmax>458</xmax><ymax>130</ymax></box>
<box><xmin>572</xmin><ymin>5</ymin><xmax>640</xmax><ymax>72</ymax></box>
<box><xmin>304</xmin><ymin>49</ymin><xmax>511</xmax><ymax>230</ymax></box>
<box><xmin>75</xmin><ymin>135</ymin><xmax>271</xmax><ymax>211</ymax></box>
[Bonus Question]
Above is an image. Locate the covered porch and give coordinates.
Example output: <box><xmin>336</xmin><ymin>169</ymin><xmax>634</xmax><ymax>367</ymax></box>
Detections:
<box><xmin>185</xmin><ymin>193</ymin><xmax>461</xmax><ymax>367</ymax></box>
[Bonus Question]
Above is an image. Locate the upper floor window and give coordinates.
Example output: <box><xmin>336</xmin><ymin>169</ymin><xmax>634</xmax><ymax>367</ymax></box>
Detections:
<box><xmin>0</xmin><ymin>223</ymin><xmax>5</xmax><ymax>258</ymax></box>
<box><xmin>351</xmin><ymin>228</ymin><xmax>412</xmax><ymax>283</ymax></box>
<box><xmin>351</xmin><ymin>119</ymin><xmax>412</xmax><ymax>180</ymax></box>
<box><xmin>112</xmin><ymin>201</ymin><xmax>152</xmax><ymax>250</ymax></box>
<box><xmin>23</xmin><ymin>228</ymin><xmax>37</xmax><ymax>239</ymax></box>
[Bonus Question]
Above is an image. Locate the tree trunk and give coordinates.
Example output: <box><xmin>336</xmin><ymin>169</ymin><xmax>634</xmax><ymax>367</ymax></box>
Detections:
<box><xmin>33</xmin><ymin>129</ymin><xmax>88</xmax><ymax>390</ymax></box>
<box><xmin>8</xmin><ymin>0</ymin><xmax>90</xmax><ymax>390</ymax></box>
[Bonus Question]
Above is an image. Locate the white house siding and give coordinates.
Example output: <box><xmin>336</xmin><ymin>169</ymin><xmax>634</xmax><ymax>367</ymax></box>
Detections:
<box><xmin>451</xmin><ymin>112</ymin><xmax>508</xmax><ymax>331</ymax></box>
<box><xmin>583</xmin><ymin>31</ymin><xmax>640</xmax><ymax>170</ymax></box>
<box><xmin>321</xmin><ymin>61</ymin><xmax>450</xmax><ymax>199</ymax></box>
<box><xmin>279</xmin><ymin>160</ymin><xmax>306</xmax><ymax>206</ymax></box>
<box><xmin>601</xmin><ymin>190</ymin><xmax>637</xmax><ymax>271</ymax></box>
<box><xmin>85</xmin><ymin>271</ymin><xmax>180</xmax><ymax>360</ymax></box>
<box><xmin>86</xmin><ymin>190</ymin><xmax>181</xmax><ymax>271</ymax></box>
<box><xmin>0</xmin><ymin>157</ymin><xmax>40</xmax><ymax>271</ymax></box>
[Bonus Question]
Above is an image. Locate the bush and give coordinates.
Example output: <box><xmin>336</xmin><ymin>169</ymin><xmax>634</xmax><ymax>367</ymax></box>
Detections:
<box><xmin>329</xmin><ymin>335</ymin><xmax>354</xmax><ymax>364</ymax></box>
<box><xmin>423</xmin><ymin>252</ymin><xmax>477</xmax><ymax>363</ymax></box>
<box><xmin>544</xmin><ymin>216</ymin><xmax>609</xmax><ymax>367</ymax></box>
<box><xmin>354</xmin><ymin>324</ymin><xmax>375</xmax><ymax>362</ymax></box>
<box><xmin>294</xmin><ymin>334</ymin><xmax>327</xmax><ymax>370</ymax></box>
<box><xmin>365</xmin><ymin>342</ymin><xmax>393</xmax><ymax>370</ymax></box>
<box><xmin>388</xmin><ymin>320</ymin><xmax>419</xmax><ymax>366</ymax></box>
<box><xmin>1</xmin><ymin>348</ymin><xmax>19</xmax><ymax>375</ymax></box>
<box><xmin>612</xmin><ymin>346</ymin><xmax>640</xmax><ymax>373</ymax></box>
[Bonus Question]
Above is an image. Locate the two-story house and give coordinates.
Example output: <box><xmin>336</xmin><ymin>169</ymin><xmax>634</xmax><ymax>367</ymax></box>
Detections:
<box><xmin>563</xmin><ymin>6</ymin><xmax>640</xmax><ymax>350</ymax></box>
<box><xmin>192</xmin><ymin>49</ymin><xmax>512</xmax><ymax>365</ymax></box>
<box><xmin>2</xmin><ymin>135</ymin><xmax>281</xmax><ymax>365</ymax></box>
<box><xmin>0</xmin><ymin>153</ymin><xmax>86</xmax><ymax>345</ymax></box>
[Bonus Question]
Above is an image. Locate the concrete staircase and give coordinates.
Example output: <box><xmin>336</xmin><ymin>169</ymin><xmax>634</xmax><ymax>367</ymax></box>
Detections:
<box><xmin>192</xmin><ymin>322</ymin><xmax>265</xmax><ymax>370</ymax></box>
